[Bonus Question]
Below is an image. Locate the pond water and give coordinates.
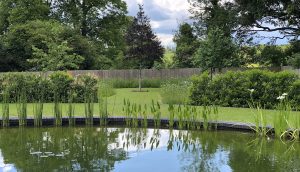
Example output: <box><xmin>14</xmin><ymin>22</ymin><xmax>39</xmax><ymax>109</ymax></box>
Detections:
<box><xmin>0</xmin><ymin>127</ymin><xmax>299</xmax><ymax>172</ymax></box>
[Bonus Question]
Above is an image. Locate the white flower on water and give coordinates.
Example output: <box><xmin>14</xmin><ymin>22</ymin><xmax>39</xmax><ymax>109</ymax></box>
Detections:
<box><xmin>277</xmin><ymin>96</ymin><xmax>285</xmax><ymax>100</ymax></box>
<box><xmin>282</xmin><ymin>93</ymin><xmax>288</xmax><ymax>96</ymax></box>
<box><xmin>248</xmin><ymin>89</ymin><xmax>255</xmax><ymax>93</ymax></box>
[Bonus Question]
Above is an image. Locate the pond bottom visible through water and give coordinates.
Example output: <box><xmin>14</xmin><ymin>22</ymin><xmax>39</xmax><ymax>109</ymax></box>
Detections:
<box><xmin>0</xmin><ymin>127</ymin><xmax>299</xmax><ymax>172</ymax></box>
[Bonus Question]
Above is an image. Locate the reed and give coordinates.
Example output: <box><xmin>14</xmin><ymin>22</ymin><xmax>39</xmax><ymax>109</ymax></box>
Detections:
<box><xmin>168</xmin><ymin>104</ymin><xmax>175</xmax><ymax>128</ymax></box>
<box><xmin>274</xmin><ymin>101</ymin><xmax>292</xmax><ymax>140</ymax></box>
<box><xmin>16</xmin><ymin>88</ymin><xmax>27</xmax><ymax>126</ymax></box>
<box><xmin>84</xmin><ymin>94</ymin><xmax>94</xmax><ymax>126</ymax></box>
<box><xmin>98</xmin><ymin>81</ymin><xmax>114</xmax><ymax>126</ymax></box>
<box><xmin>67</xmin><ymin>90</ymin><xmax>75</xmax><ymax>126</ymax></box>
<box><xmin>33</xmin><ymin>101</ymin><xmax>43</xmax><ymax>127</ymax></box>
<box><xmin>150</xmin><ymin>100</ymin><xmax>161</xmax><ymax>128</ymax></box>
<box><xmin>201</xmin><ymin>105</ymin><xmax>209</xmax><ymax>130</ymax></box>
<box><xmin>123</xmin><ymin>99</ymin><xmax>132</xmax><ymax>127</ymax></box>
<box><xmin>1</xmin><ymin>88</ymin><xmax>10</xmax><ymax>127</ymax></box>
<box><xmin>53</xmin><ymin>100</ymin><xmax>62</xmax><ymax>126</ymax></box>
<box><xmin>142</xmin><ymin>104</ymin><xmax>148</xmax><ymax>127</ymax></box>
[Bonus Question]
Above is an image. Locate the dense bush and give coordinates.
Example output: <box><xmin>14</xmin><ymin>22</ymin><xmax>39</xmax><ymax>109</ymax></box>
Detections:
<box><xmin>0</xmin><ymin>72</ymin><xmax>98</xmax><ymax>103</ymax></box>
<box><xmin>190</xmin><ymin>70</ymin><xmax>300</xmax><ymax>108</ymax></box>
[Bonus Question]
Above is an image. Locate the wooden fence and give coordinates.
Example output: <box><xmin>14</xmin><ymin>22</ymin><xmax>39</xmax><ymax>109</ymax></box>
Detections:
<box><xmin>1</xmin><ymin>66</ymin><xmax>298</xmax><ymax>79</ymax></box>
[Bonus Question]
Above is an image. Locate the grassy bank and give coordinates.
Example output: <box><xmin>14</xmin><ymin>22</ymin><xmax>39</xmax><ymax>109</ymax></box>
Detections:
<box><xmin>0</xmin><ymin>88</ymin><xmax>299</xmax><ymax>126</ymax></box>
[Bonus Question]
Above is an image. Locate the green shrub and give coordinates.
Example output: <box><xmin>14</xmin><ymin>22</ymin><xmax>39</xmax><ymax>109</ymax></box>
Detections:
<box><xmin>49</xmin><ymin>71</ymin><xmax>74</xmax><ymax>102</ymax></box>
<box><xmin>190</xmin><ymin>70</ymin><xmax>300</xmax><ymax>109</ymax></box>
<box><xmin>160</xmin><ymin>80</ymin><xmax>191</xmax><ymax>104</ymax></box>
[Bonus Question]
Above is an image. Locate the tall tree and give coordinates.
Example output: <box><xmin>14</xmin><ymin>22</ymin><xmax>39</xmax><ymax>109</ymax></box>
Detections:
<box><xmin>0</xmin><ymin>0</ymin><xmax>51</xmax><ymax>33</ymax></box>
<box><xmin>51</xmin><ymin>0</ymin><xmax>129</xmax><ymax>68</ymax></box>
<box><xmin>3</xmin><ymin>20</ymin><xmax>67</xmax><ymax>71</ymax></box>
<box><xmin>193</xmin><ymin>28</ymin><xmax>239</xmax><ymax>73</ymax></box>
<box><xmin>189</xmin><ymin>0</ymin><xmax>300</xmax><ymax>43</ymax></box>
<box><xmin>125</xmin><ymin>4</ymin><xmax>164</xmax><ymax>91</ymax></box>
<box><xmin>173</xmin><ymin>23</ymin><xmax>199</xmax><ymax>68</ymax></box>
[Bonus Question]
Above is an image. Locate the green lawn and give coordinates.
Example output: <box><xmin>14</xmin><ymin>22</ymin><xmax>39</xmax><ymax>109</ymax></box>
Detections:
<box><xmin>1</xmin><ymin>88</ymin><xmax>299</xmax><ymax>126</ymax></box>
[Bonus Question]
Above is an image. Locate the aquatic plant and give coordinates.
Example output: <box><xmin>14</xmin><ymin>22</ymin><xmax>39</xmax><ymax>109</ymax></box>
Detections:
<box><xmin>142</xmin><ymin>104</ymin><xmax>148</xmax><ymax>128</ymax></box>
<box><xmin>274</xmin><ymin>95</ymin><xmax>292</xmax><ymax>140</ymax></box>
<box><xmin>150</xmin><ymin>100</ymin><xmax>161</xmax><ymax>128</ymax></box>
<box><xmin>67</xmin><ymin>90</ymin><xmax>76</xmax><ymax>126</ymax></box>
<box><xmin>16</xmin><ymin>87</ymin><xmax>27</xmax><ymax>126</ymax></box>
<box><xmin>53</xmin><ymin>100</ymin><xmax>62</xmax><ymax>126</ymax></box>
<box><xmin>248</xmin><ymin>89</ymin><xmax>270</xmax><ymax>136</ymax></box>
<box><xmin>168</xmin><ymin>104</ymin><xmax>175</xmax><ymax>128</ymax></box>
<box><xmin>33</xmin><ymin>102</ymin><xmax>43</xmax><ymax>127</ymax></box>
<box><xmin>98</xmin><ymin>81</ymin><xmax>115</xmax><ymax>126</ymax></box>
<box><xmin>1</xmin><ymin>87</ymin><xmax>10</xmax><ymax>127</ymax></box>
<box><xmin>123</xmin><ymin>99</ymin><xmax>132</xmax><ymax>127</ymax></box>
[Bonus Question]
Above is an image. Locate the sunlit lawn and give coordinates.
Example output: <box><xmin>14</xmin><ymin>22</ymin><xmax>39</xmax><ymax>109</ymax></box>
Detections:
<box><xmin>1</xmin><ymin>88</ymin><xmax>299</xmax><ymax>126</ymax></box>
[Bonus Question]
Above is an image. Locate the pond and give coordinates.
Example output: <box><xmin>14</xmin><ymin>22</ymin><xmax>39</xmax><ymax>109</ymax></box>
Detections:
<box><xmin>0</xmin><ymin>127</ymin><xmax>299</xmax><ymax>172</ymax></box>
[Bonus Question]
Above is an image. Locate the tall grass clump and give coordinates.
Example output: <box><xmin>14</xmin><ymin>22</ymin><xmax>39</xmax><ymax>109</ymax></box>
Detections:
<box><xmin>168</xmin><ymin>104</ymin><xmax>175</xmax><ymax>128</ymax></box>
<box><xmin>67</xmin><ymin>90</ymin><xmax>76</xmax><ymax>126</ymax></box>
<box><xmin>79</xmin><ymin>74</ymin><xmax>97</xmax><ymax>126</ymax></box>
<box><xmin>16</xmin><ymin>86</ymin><xmax>27</xmax><ymax>126</ymax></box>
<box><xmin>150</xmin><ymin>100</ymin><xmax>161</xmax><ymax>128</ymax></box>
<box><xmin>123</xmin><ymin>99</ymin><xmax>132</xmax><ymax>126</ymax></box>
<box><xmin>33</xmin><ymin>76</ymin><xmax>45</xmax><ymax>127</ymax></box>
<box><xmin>248</xmin><ymin>89</ymin><xmax>270</xmax><ymax>136</ymax></box>
<box><xmin>33</xmin><ymin>102</ymin><xmax>43</xmax><ymax>127</ymax></box>
<box><xmin>274</xmin><ymin>94</ymin><xmax>292</xmax><ymax>139</ymax></box>
<box><xmin>160</xmin><ymin>81</ymin><xmax>191</xmax><ymax>104</ymax></box>
<box><xmin>1</xmin><ymin>87</ymin><xmax>10</xmax><ymax>127</ymax></box>
<box><xmin>98</xmin><ymin>80</ymin><xmax>115</xmax><ymax>125</ymax></box>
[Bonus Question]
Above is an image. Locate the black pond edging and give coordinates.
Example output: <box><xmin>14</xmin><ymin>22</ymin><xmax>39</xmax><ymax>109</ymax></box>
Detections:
<box><xmin>0</xmin><ymin>117</ymin><xmax>270</xmax><ymax>133</ymax></box>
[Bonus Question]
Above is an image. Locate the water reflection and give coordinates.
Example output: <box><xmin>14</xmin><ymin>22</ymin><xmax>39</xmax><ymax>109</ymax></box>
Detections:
<box><xmin>0</xmin><ymin>127</ymin><xmax>299</xmax><ymax>171</ymax></box>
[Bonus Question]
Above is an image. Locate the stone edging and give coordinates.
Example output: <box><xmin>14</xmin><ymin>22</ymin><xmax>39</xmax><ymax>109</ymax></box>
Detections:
<box><xmin>0</xmin><ymin>117</ymin><xmax>267</xmax><ymax>133</ymax></box>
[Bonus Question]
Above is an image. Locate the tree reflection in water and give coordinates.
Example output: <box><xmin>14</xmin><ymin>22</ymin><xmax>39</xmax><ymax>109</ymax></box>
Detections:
<box><xmin>0</xmin><ymin>127</ymin><xmax>299</xmax><ymax>171</ymax></box>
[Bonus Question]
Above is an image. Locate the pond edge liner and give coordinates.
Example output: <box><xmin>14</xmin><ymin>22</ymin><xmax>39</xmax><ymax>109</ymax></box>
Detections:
<box><xmin>0</xmin><ymin>117</ymin><xmax>274</xmax><ymax>133</ymax></box>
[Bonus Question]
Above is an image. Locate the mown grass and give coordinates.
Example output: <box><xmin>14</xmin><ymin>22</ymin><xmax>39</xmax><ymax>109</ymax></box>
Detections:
<box><xmin>1</xmin><ymin>88</ymin><xmax>299</xmax><ymax>127</ymax></box>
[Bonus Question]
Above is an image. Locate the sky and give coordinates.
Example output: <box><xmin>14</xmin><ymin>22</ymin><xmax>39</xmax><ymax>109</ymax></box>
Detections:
<box><xmin>124</xmin><ymin>0</ymin><xmax>191</xmax><ymax>47</ymax></box>
<box><xmin>124</xmin><ymin>0</ymin><xmax>289</xmax><ymax>47</ymax></box>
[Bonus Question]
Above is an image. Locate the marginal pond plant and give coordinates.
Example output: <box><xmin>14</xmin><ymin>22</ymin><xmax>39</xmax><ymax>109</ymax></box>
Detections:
<box><xmin>16</xmin><ymin>87</ymin><xmax>27</xmax><ymax>126</ymax></box>
<box><xmin>1</xmin><ymin>87</ymin><xmax>10</xmax><ymax>127</ymax></box>
<box><xmin>98</xmin><ymin>80</ymin><xmax>115</xmax><ymax>126</ymax></box>
<box><xmin>67</xmin><ymin>90</ymin><xmax>76</xmax><ymax>126</ymax></box>
<box><xmin>151</xmin><ymin>100</ymin><xmax>161</xmax><ymax>128</ymax></box>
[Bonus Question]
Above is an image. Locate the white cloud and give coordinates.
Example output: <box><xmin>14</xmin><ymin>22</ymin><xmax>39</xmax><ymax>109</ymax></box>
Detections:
<box><xmin>124</xmin><ymin>0</ymin><xmax>191</xmax><ymax>47</ymax></box>
<box><xmin>157</xmin><ymin>33</ymin><xmax>175</xmax><ymax>47</ymax></box>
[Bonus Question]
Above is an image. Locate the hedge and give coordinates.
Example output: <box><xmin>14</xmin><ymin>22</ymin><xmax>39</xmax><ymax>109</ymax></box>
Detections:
<box><xmin>190</xmin><ymin>69</ymin><xmax>300</xmax><ymax>109</ymax></box>
<box><xmin>0</xmin><ymin>72</ymin><xmax>98</xmax><ymax>103</ymax></box>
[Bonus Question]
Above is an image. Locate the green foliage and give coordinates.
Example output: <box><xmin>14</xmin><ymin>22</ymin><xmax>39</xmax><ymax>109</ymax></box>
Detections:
<box><xmin>193</xmin><ymin>28</ymin><xmax>239</xmax><ymax>71</ymax></box>
<box><xmin>30</xmin><ymin>41</ymin><xmax>84</xmax><ymax>71</ymax></box>
<box><xmin>160</xmin><ymin>81</ymin><xmax>191</xmax><ymax>104</ymax></box>
<box><xmin>173</xmin><ymin>23</ymin><xmax>199</xmax><ymax>68</ymax></box>
<box><xmin>260</xmin><ymin>46</ymin><xmax>286</xmax><ymax>67</ymax></box>
<box><xmin>190</xmin><ymin>70</ymin><xmax>300</xmax><ymax>109</ymax></box>
<box><xmin>288</xmin><ymin>53</ymin><xmax>300</xmax><ymax>68</ymax></box>
<box><xmin>125</xmin><ymin>4</ymin><xmax>164</xmax><ymax>69</ymax></box>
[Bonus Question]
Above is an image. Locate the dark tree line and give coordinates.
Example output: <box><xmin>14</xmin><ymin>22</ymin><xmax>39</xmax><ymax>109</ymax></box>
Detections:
<box><xmin>0</xmin><ymin>1</ymin><xmax>164</xmax><ymax>72</ymax></box>
<box><xmin>172</xmin><ymin>0</ymin><xmax>300</xmax><ymax>70</ymax></box>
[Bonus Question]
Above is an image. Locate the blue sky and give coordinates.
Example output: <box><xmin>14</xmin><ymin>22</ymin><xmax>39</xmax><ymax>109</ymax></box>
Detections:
<box><xmin>124</xmin><ymin>0</ymin><xmax>289</xmax><ymax>47</ymax></box>
<box><xmin>124</xmin><ymin>0</ymin><xmax>191</xmax><ymax>47</ymax></box>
